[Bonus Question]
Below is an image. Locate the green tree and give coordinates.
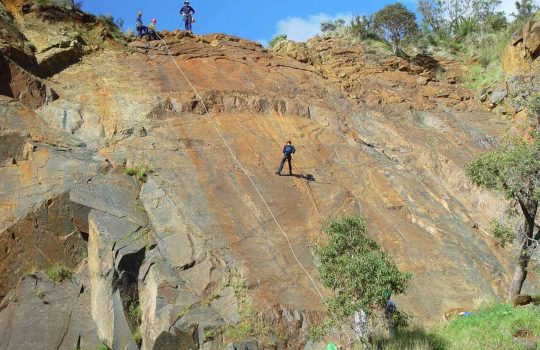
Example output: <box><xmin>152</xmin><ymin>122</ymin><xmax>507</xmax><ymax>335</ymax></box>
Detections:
<box><xmin>350</xmin><ymin>15</ymin><xmax>373</xmax><ymax>40</ymax></box>
<box><xmin>316</xmin><ymin>216</ymin><xmax>412</xmax><ymax>343</ymax></box>
<box><xmin>438</xmin><ymin>0</ymin><xmax>502</xmax><ymax>33</ymax></box>
<box><xmin>373</xmin><ymin>3</ymin><xmax>419</xmax><ymax>54</ymax></box>
<box><xmin>418</xmin><ymin>0</ymin><xmax>445</xmax><ymax>33</ymax></box>
<box><xmin>472</xmin><ymin>0</ymin><xmax>502</xmax><ymax>21</ymax></box>
<box><xmin>320</xmin><ymin>18</ymin><xmax>346</xmax><ymax>33</ymax></box>
<box><xmin>466</xmin><ymin>134</ymin><xmax>540</xmax><ymax>299</ymax></box>
<box><xmin>512</xmin><ymin>0</ymin><xmax>539</xmax><ymax>21</ymax></box>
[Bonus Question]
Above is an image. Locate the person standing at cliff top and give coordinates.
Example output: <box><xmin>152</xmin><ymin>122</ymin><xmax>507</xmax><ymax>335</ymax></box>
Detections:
<box><xmin>180</xmin><ymin>1</ymin><xmax>196</xmax><ymax>33</ymax></box>
<box><xmin>136</xmin><ymin>11</ymin><xmax>148</xmax><ymax>37</ymax></box>
<box><xmin>275</xmin><ymin>141</ymin><xmax>296</xmax><ymax>176</ymax></box>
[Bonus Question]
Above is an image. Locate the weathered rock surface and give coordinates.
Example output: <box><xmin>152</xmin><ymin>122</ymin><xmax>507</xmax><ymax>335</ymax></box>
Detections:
<box><xmin>0</xmin><ymin>100</ymin><xmax>103</xmax><ymax>298</ymax></box>
<box><xmin>0</xmin><ymin>55</ymin><xmax>58</xmax><ymax>109</ymax></box>
<box><xmin>73</xmin><ymin>174</ymin><xmax>150</xmax><ymax>349</ymax></box>
<box><xmin>0</xmin><ymin>269</ymin><xmax>102</xmax><ymax>350</ymax></box>
<box><xmin>273</xmin><ymin>37</ymin><xmax>473</xmax><ymax>111</ymax></box>
<box><xmin>0</xmin><ymin>2</ymin><xmax>534</xmax><ymax>348</ymax></box>
<box><xmin>503</xmin><ymin>19</ymin><xmax>540</xmax><ymax>75</ymax></box>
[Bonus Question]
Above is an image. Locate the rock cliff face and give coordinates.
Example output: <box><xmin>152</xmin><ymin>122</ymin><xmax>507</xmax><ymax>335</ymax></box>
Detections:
<box><xmin>0</xmin><ymin>1</ymin><xmax>531</xmax><ymax>349</ymax></box>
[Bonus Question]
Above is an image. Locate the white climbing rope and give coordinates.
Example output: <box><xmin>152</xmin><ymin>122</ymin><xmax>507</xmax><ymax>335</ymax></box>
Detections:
<box><xmin>154</xmin><ymin>33</ymin><xmax>329</xmax><ymax>307</ymax></box>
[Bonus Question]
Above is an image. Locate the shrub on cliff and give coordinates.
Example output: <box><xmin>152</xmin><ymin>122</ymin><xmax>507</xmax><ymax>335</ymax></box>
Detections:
<box><xmin>269</xmin><ymin>34</ymin><xmax>287</xmax><ymax>48</ymax></box>
<box><xmin>313</xmin><ymin>216</ymin><xmax>412</xmax><ymax>344</ymax></box>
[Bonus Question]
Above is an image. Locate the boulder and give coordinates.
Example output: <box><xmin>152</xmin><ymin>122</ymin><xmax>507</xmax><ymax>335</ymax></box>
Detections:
<box><xmin>523</xmin><ymin>23</ymin><xmax>540</xmax><ymax>58</ymax></box>
<box><xmin>502</xmin><ymin>41</ymin><xmax>532</xmax><ymax>75</ymax></box>
<box><xmin>489</xmin><ymin>89</ymin><xmax>507</xmax><ymax>105</ymax></box>
<box><xmin>513</xmin><ymin>329</ymin><xmax>537</xmax><ymax>350</ymax></box>
<box><xmin>513</xmin><ymin>294</ymin><xmax>533</xmax><ymax>307</ymax></box>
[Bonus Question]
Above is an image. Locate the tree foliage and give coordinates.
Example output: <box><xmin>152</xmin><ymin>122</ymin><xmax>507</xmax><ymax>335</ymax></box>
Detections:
<box><xmin>466</xmin><ymin>136</ymin><xmax>540</xmax><ymax>199</ymax></box>
<box><xmin>418</xmin><ymin>0</ymin><xmax>505</xmax><ymax>36</ymax></box>
<box><xmin>320</xmin><ymin>18</ymin><xmax>346</xmax><ymax>33</ymax></box>
<box><xmin>418</xmin><ymin>0</ymin><xmax>445</xmax><ymax>32</ymax></box>
<box><xmin>373</xmin><ymin>3</ymin><xmax>419</xmax><ymax>53</ymax></box>
<box><xmin>466</xmin><ymin>134</ymin><xmax>540</xmax><ymax>298</ymax></box>
<box><xmin>350</xmin><ymin>15</ymin><xmax>374</xmax><ymax>40</ymax></box>
<box><xmin>512</xmin><ymin>0</ymin><xmax>539</xmax><ymax>21</ymax></box>
<box><xmin>316</xmin><ymin>216</ymin><xmax>412</xmax><ymax>320</ymax></box>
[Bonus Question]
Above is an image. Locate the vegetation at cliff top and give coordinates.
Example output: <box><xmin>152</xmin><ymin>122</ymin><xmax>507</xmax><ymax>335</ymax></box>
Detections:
<box><xmin>276</xmin><ymin>0</ymin><xmax>540</xmax><ymax>95</ymax></box>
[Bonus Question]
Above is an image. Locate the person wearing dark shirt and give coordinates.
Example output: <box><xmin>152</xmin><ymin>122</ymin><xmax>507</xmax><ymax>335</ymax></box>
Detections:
<box><xmin>136</xmin><ymin>11</ymin><xmax>148</xmax><ymax>37</ymax></box>
<box><xmin>276</xmin><ymin>141</ymin><xmax>296</xmax><ymax>176</ymax></box>
<box><xmin>180</xmin><ymin>1</ymin><xmax>196</xmax><ymax>33</ymax></box>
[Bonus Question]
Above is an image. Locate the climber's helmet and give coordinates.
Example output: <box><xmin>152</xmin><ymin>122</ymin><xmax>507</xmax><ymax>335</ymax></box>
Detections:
<box><xmin>151</xmin><ymin>18</ymin><xmax>157</xmax><ymax>23</ymax></box>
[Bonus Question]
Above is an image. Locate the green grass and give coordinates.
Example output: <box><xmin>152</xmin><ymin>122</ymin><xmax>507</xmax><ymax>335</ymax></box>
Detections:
<box><xmin>436</xmin><ymin>303</ymin><xmax>540</xmax><ymax>350</ymax></box>
<box><xmin>124</xmin><ymin>164</ymin><xmax>153</xmax><ymax>181</ymax></box>
<box><xmin>127</xmin><ymin>302</ymin><xmax>142</xmax><ymax>345</ymax></box>
<box><xmin>375</xmin><ymin>328</ymin><xmax>446</xmax><ymax>350</ymax></box>
<box><xmin>464</xmin><ymin>63</ymin><xmax>504</xmax><ymax>95</ymax></box>
<box><xmin>46</xmin><ymin>264</ymin><xmax>74</xmax><ymax>282</ymax></box>
<box><xmin>128</xmin><ymin>303</ymin><xmax>142</xmax><ymax>321</ymax></box>
<box><xmin>222</xmin><ymin>268</ymin><xmax>285</xmax><ymax>347</ymax></box>
<box><xmin>352</xmin><ymin>303</ymin><xmax>540</xmax><ymax>350</ymax></box>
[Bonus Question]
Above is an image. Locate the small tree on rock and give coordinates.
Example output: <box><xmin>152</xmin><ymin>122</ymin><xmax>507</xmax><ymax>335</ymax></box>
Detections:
<box><xmin>315</xmin><ymin>216</ymin><xmax>412</xmax><ymax>344</ymax></box>
<box><xmin>373</xmin><ymin>3</ymin><xmax>419</xmax><ymax>54</ymax></box>
<box><xmin>466</xmin><ymin>134</ymin><xmax>540</xmax><ymax>300</ymax></box>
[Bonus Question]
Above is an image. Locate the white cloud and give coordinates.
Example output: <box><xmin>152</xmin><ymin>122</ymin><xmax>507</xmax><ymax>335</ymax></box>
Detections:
<box><xmin>274</xmin><ymin>12</ymin><xmax>353</xmax><ymax>42</ymax></box>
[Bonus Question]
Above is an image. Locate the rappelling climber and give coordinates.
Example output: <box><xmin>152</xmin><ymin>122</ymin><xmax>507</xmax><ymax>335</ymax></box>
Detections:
<box><xmin>275</xmin><ymin>140</ymin><xmax>296</xmax><ymax>176</ymax></box>
<box><xmin>148</xmin><ymin>18</ymin><xmax>159</xmax><ymax>40</ymax></box>
<box><xmin>136</xmin><ymin>11</ymin><xmax>148</xmax><ymax>37</ymax></box>
<box><xmin>180</xmin><ymin>1</ymin><xmax>196</xmax><ymax>33</ymax></box>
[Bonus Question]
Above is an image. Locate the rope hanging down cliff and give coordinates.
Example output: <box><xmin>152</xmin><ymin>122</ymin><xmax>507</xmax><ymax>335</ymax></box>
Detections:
<box><xmin>153</xmin><ymin>32</ymin><xmax>329</xmax><ymax>308</ymax></box>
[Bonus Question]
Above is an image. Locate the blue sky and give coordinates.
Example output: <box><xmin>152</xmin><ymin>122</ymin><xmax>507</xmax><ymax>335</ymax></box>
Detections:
<box><xmin>82</xmin><ymin>0</ymin><xmax>519</xmax><ymax>45</ymax></box>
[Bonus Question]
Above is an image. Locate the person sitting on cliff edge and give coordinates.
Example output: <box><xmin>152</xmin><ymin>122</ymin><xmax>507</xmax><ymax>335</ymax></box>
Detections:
<box><xmin>180</xmin><ymin>1</ymin><xmax>196</xmax><ymax>33</ymax></box>
<box><xmin>136</xmin><ymin>11</ymin><xmax>148</xmax><ymax>38</ymax></box>
<box><xmin>275</xmin><ymin>140</ymin><xmax>296</xmax><ymax>176</ymax></box>
<box><xmin>148</xmin><ymin>18</ymin><xmax>159</xmax><ymax>40</ymax></box>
